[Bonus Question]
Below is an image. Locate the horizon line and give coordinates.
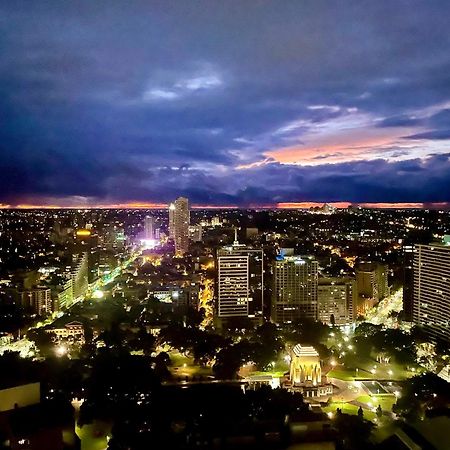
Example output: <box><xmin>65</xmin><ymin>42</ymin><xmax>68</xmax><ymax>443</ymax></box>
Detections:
<box><xmin>1</xmin><ymin>201</ymin><xmax>450</xmax><ymax>210</ymax></box>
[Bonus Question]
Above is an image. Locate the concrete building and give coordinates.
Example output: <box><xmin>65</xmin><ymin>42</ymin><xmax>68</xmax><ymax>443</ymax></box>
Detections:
<box><xmin>47</xmin><ymin>321</ymin><xmax>85</xmax><ymax>343</ymax></box>
<box><xmin>169</xmin><ymin>197</ymin><xmax>190</xmax><ymax>256</ymax></box>
<box><xmin>20</xmin><ymin>288</ymin><xmax>53</xmax><ymax>316</ymax></box>
<box><xmin>71</xmin><ymin>252</ymin><xmax>89</xmax><ymax>300</ymax></box>
<box><xmin>216</xmin><ymin>241</ymin><xmax>264</xmax><ymax>321</ymax></box>
<box><xmin>413</xmin><ymin>239</ymin><xmax>450</xmax><ymax>342</ymax></box>
<box><xmin>402</xmin><ymin>244</ymin><xmax>415</xmax><ymax>322</ymax></box>
<box><xmin>189</xmin><ymin>224</ymin><xmax>203</xmax><ymax>242</ymax></box>
<box><xmin>272</xmin><ymin>255</ymin><xmax>318</xmax><ymax>324</ymax></box>
<box><xmin>144</xmin><ymin>215</ymin><xmax>155</xmax><ymax>240</ymax></box>
<box><xmin>57</xmin><ymin>278</ymin><xmax>73</xmax><ymax>310</ymax></box>
<box><xmin>318</xmin><ymin>278</ymin><xmax>354</xmax><ymax>326</ymax></box>
<box><xmin>355</xmin><ymin>261</ymin><xmax>389</xmax><ymax>316</ymax></box>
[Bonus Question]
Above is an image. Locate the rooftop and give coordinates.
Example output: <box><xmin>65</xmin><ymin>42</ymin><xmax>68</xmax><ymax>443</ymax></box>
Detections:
<box><xmin>292</xmin><ymin>344</ymin><xmax>319</xmax><ymax>358</ymax></box>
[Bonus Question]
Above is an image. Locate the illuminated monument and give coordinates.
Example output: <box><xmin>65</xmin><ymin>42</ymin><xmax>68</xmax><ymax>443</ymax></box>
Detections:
<box><xmin>288</xmin><ymin>344</ymin><xmax>332</xmax><ymax>398</ymax></box>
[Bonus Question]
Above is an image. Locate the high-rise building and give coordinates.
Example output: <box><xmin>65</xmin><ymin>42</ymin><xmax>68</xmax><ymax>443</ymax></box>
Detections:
<box><xmin>169</xmin><ymin>197</ymin><xmax>190</xmax><ymax>256</ymax></box>
<box><xmin>413</xmin><ymin>239</ymin><xmax>450</xmax><ymax>342</ymax></box>
<box><xmin>318</xmin><ymin>278</ymin><xmax>355</xmax><ymax>325</ymax></box>
<box><xmin>72</xmin><ymin>252</ymin><xmax>89</xmax><ymax>300</ymax></box>
<box><xmin>355</xmin><ymin>262</ymin><xmax>389</xmax><ymax>316</ymax></box>
<box><xmin>168</xmin><ymin>203</ymin><xmax>175</xmax><ymax>238</ymax></box>
<box><xmin>402</xmin><ymin>244</ymin><xmax>415</xmax><ymax>322</ymax></box>
<box><xmin>144</xmin><ymin>215</ymin><xmax>155</xmax><ymax>240</ymax></box>
<box><xmin>216</xmin><ymin>241</ymin><xmax>264</xmax><ymax>320</ymax></box>
<box><xmin>20</xmin><ymin>288</ymin><xmax>53</xmax><ymax>316</ymax></box>
<box><xmin>272</xmin><ymin>255</ymin><xmax>318</xmax><ymax>324</ymax></box>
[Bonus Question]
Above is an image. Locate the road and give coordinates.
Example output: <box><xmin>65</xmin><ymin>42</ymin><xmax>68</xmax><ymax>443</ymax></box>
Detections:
<box><xmin>365</xmin><ymin>288</ymin><xmax>403</xmax><ymax>327</ymax></box>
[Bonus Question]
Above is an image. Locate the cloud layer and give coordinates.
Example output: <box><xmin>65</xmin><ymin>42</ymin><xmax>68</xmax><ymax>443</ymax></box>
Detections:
<box><xmin>1</xmin><ymin>1</ymin><xmax>450</xmax><ymax>206</ymax></box>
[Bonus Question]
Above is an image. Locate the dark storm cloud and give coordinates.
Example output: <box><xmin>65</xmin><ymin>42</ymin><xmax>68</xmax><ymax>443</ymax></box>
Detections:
<box><xmin>1</xmin><ymin>1</ymin><xmax>450</xmax><ymax>204</ymax></box>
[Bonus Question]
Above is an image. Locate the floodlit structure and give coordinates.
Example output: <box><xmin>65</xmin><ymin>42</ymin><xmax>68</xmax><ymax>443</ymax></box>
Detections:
<box><xmin>287</xmin><ymin>344</ymin><xmax>332</xmax><ymax>398</ymax></box>
<box><xmin>290</xmin><ymin>344</ymin><xmax>321</xmax><ymax>386</ymax></box>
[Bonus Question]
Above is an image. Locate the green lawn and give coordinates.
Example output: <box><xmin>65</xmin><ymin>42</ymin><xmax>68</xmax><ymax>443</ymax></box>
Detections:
<box><xmin>76</xmin><ymin>421</ymin><xmax>111</xmax><ymax>450</ymax></box>
<box><xmin>323</xmin><ymin>401</ymin><xmax>376</xmax><ymax>422</ymax></box>
<box><xmin>168</xmin><ymin>351</ymin><xmax>213</xmax><ymax>377</ymax></box>
<box><xmin>327</xmin><ymin>351</ymin><xmax>422</xmax><ymax>381</ymax></box>
<box><xmin>355</xmin><ymin>395</ymin><xmax>396</xmax><ymax>413</ymax></box>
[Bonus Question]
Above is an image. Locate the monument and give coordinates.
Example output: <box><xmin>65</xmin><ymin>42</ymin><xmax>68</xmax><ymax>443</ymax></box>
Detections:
<box><xmin>287</xmin><ymin>344</ymin><xmax>332</xmax><ymax>398</ymax></box>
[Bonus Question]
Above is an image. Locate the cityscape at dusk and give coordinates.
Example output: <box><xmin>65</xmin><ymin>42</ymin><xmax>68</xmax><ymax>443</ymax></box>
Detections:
<box><xmin>1</xmin><ymin>2</ymin><xmax>450</xmax><ymax>450</ymax></box>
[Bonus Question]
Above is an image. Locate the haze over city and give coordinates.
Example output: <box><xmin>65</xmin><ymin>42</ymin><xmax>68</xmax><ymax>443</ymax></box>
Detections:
<box><xmin>1</xmin><ymin>1</ymin><xmax>450</xmax><ymax>207</ymax></box>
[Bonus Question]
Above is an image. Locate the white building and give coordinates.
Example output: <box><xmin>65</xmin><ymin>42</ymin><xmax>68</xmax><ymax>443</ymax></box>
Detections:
<box><xmin>413</xmin><ymin>239</ymin><xmax>450</xmax><ymax>342</ymax></box>
<box><xmin>217</xmin><ymin>242</ymin><xmax>264</xmax><ymax>320</ymax></box>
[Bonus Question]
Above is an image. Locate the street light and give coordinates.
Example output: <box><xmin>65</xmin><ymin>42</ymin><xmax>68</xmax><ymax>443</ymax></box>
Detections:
<box><xmin>55</xmin><ymin>345</ymin><xmax>67</xmax><ymax>357</ymax></box>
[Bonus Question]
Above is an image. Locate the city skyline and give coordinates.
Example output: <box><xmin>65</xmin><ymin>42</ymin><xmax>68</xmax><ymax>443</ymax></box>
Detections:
<box><xmin>1</xmin><ymin>1</ymin><xmax>450</xmax><ymax>207</ymax></box>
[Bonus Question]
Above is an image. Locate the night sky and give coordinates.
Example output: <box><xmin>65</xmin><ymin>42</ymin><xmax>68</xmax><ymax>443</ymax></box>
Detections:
<box><xmin>1</xmin><ymin>1</ymin><xmax>450</xmax><ymax>207</ymax></box>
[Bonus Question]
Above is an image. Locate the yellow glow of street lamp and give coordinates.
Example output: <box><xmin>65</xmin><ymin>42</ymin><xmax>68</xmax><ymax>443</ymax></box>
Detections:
<box><xmin>92</xmin><ymin>289</ymin><xmax>104</xmax><ymax>299</ymax></box>
<box><xmin>56</xmin><ymin>345</ymin><xmax>67</xmax><ymax>357</ymax></box>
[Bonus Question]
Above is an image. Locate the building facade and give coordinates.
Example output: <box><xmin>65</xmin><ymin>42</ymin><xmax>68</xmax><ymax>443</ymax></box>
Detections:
<box><xmin>20</xmin><ymin>288</ymin><xmax>53</xmax><ymax>316</ymax></box>
<box><xmin>144</xmin><ymin>215</ymin><xmax>155</xmax><ymax>240</ymax></box>
<box><xmin>272</xmin><ymin>256</ymin><xmax>318</xmax><ymax>324</ymax></box>
<box><xmin>413</xmin><ymin>241</ymin><xmax>450</xmax><ymax>342</ymax></box>
<box><xmin>216</xmin><ymin>243</ymin><xmax>264</xmax><ymax>320</ymax></box>
<box><xmin>169</xmin><ymin>197</ymin><xmax>190</xmax><ymax>256</ymax></box>
<box><xmin>71</xmin><ymin>252</ymin><xmax>89</xmax><ymax>300</ymax></box>
<box><xmin>402</xmin><ymin>244</ymin><xmax>415</xmax><ymax>322</ymax></box>
<box><xmin>318</xmin><ymin>278</ymin><xmax>354</xmax><ymax>325</ymax></box>
<box><xmin>355</xmin><ymin>261</ymin><xmax>389</xmax><ymax>316</ymax></box>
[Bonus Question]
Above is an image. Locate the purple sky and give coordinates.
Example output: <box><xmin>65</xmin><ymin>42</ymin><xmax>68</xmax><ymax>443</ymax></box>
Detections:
<box><xmin>1</xmin><ymin>1</ymin><xmax>450</xmax><ymax>206</ymax></box>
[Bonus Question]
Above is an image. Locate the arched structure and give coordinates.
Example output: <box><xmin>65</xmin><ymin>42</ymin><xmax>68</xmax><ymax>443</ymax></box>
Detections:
<box><xmin>289</xmin><ymin>344</ymin><xmax>321</xmax><ymax>386</ymax></box>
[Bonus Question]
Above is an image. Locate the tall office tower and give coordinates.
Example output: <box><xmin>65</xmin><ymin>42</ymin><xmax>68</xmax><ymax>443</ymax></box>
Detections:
<box><xmin>402</xmin><ymin>244</ymin><xmax>415</xmax><ymax>322</ymax></box>
<box><xmin>169</xmin><ymin>197</ymin><xmax>190</xmax><ymax>256</ymax></box>
<box><xmin>413</xmin><ymin>239</ymin><xmax>450</xmax><ymax>342</ymax></box>
<box><xmin>318</xmin><ymin>278</ymin><xmax>355</xmax><ymax>326</ymax></box>
<box><xmin>168</xmin><ymin>203</ymin><xmax>176</xmax><ymax>238</ymax></box>
<box><xmin>272</xmin><ymin>255</ymin><xmax>318</xmax><ymax>324</ymax></box>
<box><xmin>74</xmin><ymin>228</ymin><xmax>99</xmax><ymax>283</ymax></box>
<box><xmin>71</xmin><ymin>252</ymin><xmax>89</xmax><ymax>300</ymax></box>
<box><xmin>144</xmin><ymin>215</ymin><xmax>155</xmax><ymax>240</ymax></box>
<box><xmin>217</xmin><ymin>241</ymin><xmax>264</xmax><ymax>321</ymax></box>
<box><xmin>355</xmin><ymin>262</ymin><xmax>389</xmax><ymax>316</ymax></box>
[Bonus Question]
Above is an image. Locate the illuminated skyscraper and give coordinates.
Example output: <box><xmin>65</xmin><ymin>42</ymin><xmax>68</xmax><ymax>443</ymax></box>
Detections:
<box><xmin>413</xmin><ymin>239</ymin><xmax>450</xmax><ymax>342</ymax></box>
<box><xmin>169</xmin><ymin>197</ymin><xmax>190</xmax><ymax>256</ymax></box>
<box><xmin>318</xmin><ymin>277</ymin><xmax>354</xmax><ymax>325</ymax></box>
<box><xmin>168</xmin><ymin>203</ymin><xmax>175</xmax><ymax>238</ymax></box>
<box><xmin>272</xmin><ymin>255</ymin><xmax>318</xmax><ymax>324</ymax></box>
<box><xmin>216</xmin><ymin>235</ymin><xmax>264</xmax><ymax>321</ymax></box>
<box><xmin>72</xmin><ymin>252</ymin><xmax>89</xmax><ymax>300</ymax></box>
<box><xmin>144</xmin><ymin>215</ymin><xmax>155</xmax><ymax>240</ymax></box>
